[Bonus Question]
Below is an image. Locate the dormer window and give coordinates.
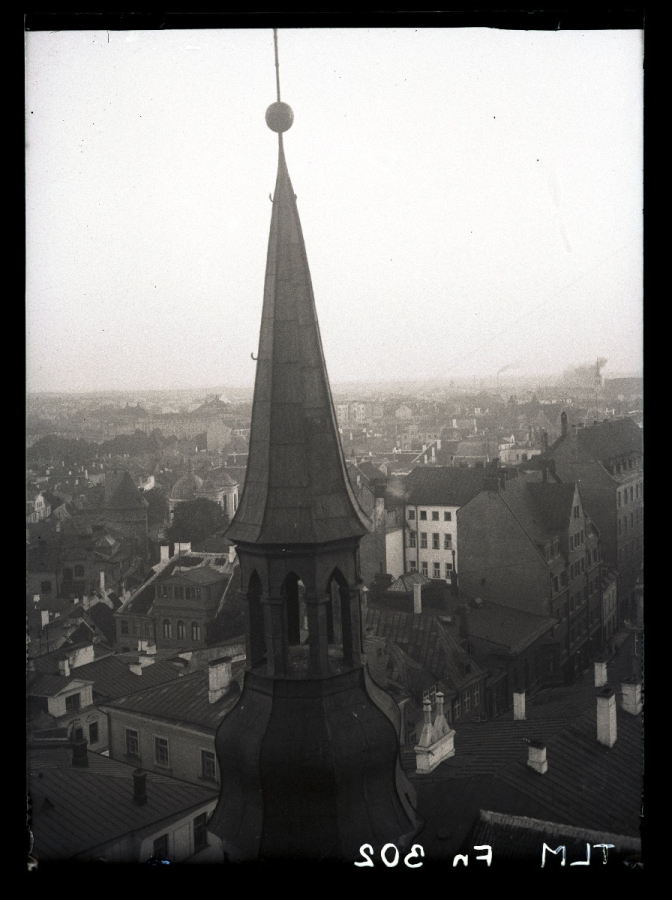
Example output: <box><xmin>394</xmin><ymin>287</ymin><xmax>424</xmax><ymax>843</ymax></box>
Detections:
<box><xmin>65</xmin><ymin>693</ymin><xmax>81</xmax><ymax>712</ymax></box>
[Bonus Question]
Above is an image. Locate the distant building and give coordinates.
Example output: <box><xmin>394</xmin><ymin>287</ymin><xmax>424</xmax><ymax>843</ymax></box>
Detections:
<box><xmin>26</xmin><ymin>489</ymin><xmax>50</xmax><ymax>524</ymax></box>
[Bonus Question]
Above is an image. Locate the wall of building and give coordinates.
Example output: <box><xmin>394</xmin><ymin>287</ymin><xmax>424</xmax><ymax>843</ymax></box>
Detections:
<box><xmin>404</xmin><ymin>504</ymin><xmax>459</xmax><ymax>579</ymax></box>
<box><xmin>385</xmin><ymin>528</ymin><xmax>404</xmax><ymax>579</ymax></box>
<box><xmin>106</xmin><ymin>708</ymin><xmax>220</xmax><ymax>787</ymax></box>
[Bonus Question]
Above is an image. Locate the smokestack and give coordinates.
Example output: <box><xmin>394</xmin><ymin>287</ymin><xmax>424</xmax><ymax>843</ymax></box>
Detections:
<box><xmin>594</xmin><ymin>659</ymin><xmax>608</xmax><ymax>688</ymax></box>
<box><xmin>208</xmin><ymin>657</ymin><xmax>232</xmax><ymax>704</ymax></box>
<box><xmin>133</xmin><ymin>769</ymin><xmax>148</xmax><ymax>806</ymax></box>
<box><xmin>620</xmin><ymin>679</ymin><xmax>642</xmax><ymax>716</ymax></box>
<box><xmin>513</xmin><ymin>690</ymin><xmax>526</xmax><ymax>721</ymax></box>
<box><xmin>527</xmin><ymin>739</ymin><xmax>548</xmax><ymax>775</ymax></box>
<box><xmin>58</xmin><ymin>657</ymin><xmax>70</xmax><ymax>677</ymax></box>
<box><xmin>160</xmin><ymin>545</ymin><xmax>170</xmax><ymax>563</ymax></box>
<box><xmin>597</xmin><ymin>687</ymin><xmax>617</xmax><ymax>748</ymax></box>
<box><xmin>561</xmin><ymin>411</ymin><xmax>568</xmax><ymax>437</ymax></box>
<box><xmin>413</xmin><ymin>583</ymin><xmax>422</xmax><ymax>615</ymax></box>
<box><xmin>71</xmin><ymin>737</ymin><xmax>89</xmax><ymax>768</ymax></box>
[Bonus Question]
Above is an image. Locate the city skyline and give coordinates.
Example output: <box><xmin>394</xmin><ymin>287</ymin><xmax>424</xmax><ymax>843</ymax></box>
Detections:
<box><xmin>26</xmin><ymin>27</ymin><xmax>642</xmax><ymax>394</ymax></box>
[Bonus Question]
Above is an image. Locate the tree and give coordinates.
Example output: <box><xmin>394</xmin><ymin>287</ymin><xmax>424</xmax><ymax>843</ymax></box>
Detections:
<box><xmin>167</xmin><ymin>498</ymin><xmax>229</xmax><ymax>546</ymax></box>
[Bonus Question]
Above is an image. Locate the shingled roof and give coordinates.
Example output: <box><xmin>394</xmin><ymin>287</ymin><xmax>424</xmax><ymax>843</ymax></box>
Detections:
<box><xmin>225</xmin><ymin>143</ymin><xmax>370</xmax><ymax>546</ymax></box>
<box><xmin>104</xmin><ymin>469</ymin><xmax>148</xmax><ymax>510</ymax></box>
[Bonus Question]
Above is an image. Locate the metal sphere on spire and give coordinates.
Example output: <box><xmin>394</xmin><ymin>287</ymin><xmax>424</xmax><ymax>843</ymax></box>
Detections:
<box><xmin>265</xmin><ymin>101</ymin><xmax>294</xmax><ymax>133</ymax></box>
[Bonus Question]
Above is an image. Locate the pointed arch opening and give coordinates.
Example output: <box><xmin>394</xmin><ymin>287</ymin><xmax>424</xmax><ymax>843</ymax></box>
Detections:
<box><xmin>326</xmin><ymin>568</ymin><xmax>356</xmax><ymax>663</ymax></box>
<box><xmin>247</xmin><ymin>570</ymin><xmax>265</xmax><ymax>667</ymax></box>
<box><xmin>282</xmin><ymin>572</ymin><xmax>302</xmax><ymax>646</ymax></box>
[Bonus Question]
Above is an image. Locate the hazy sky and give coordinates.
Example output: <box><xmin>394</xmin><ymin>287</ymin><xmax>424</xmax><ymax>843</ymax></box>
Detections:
<box><xmin>26</xmin><ymin>27</ymin><xmax>643</xmax><ymax>393</ymax></box>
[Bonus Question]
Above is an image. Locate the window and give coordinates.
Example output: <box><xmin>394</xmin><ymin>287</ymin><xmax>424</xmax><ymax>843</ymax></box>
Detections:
<box><xmin>474</xmin><ymin>684</ymin><xmax>480</xmax><ymax>707</ymax></box>
<box><xmin>433</xmin><ymin>562</ymin><xmax>441</xmax><ymax>578</ymax></box>
<box><xmin>41</xmin><ymin>580</ymin><xmax>52</xmax><ymax>593</ymax></box>
<box><xmin>201</xmin><ymin>750</ymin><xmax>216</xmax><ymax>781</ymax></box>
<box><xmin>177</xmin><ymin>620</ymin><xmax>186</xmax><ymax>640</ymax></box>
<box><xmin>432</xmin><ymin>533</ymin><xmax>440</xmax><ymax>550</ymax></box>
<box><xmin>72</xmin><ymin>726</ymin><xmax>84</xmax><ymax>742</ymax></box>
<box><xmin>444</xmin><ymin>511</ymin><xmax>452</xmax><ymax>521</ymax></box>
<box><xmin>420</xmin><ymin>533</ymin><xmax>427</xmax><ymax>549</ymax></box>
<box><xmin>629</xmin><ymin>486</ymin><xmax>634</xmax><ymax>502</ymax></box>
<box><xmin>617</xmin><ymin>491</ymin><xmax>621</xmax><ymax>508</ymax></box>
<box><xmin>560</xmin><ymin>571</ymin><xmax>567</xmax><ymax>587</ymax></box>
<box><xmin>464</xmin><ymin>690</ymin><xmax>471</xmax><ymax>712</ymax></box>
<box><xmin>630</xmin><ymin>513</ymin><xmax>634</xmax><ymax>528</ymax></box>
<box><xmin>120</xmin><ymin>620</ymin><xmax>129</xmax><ymax>635</ymax></box>
<box><xmin>409</xmin><ymin>532</ymin><xmax>416</xmax><ymax>548</ymax></box>
<box><xmin>421</xmin><ymin>562</ymin><xmax>428</xmax><ymax>576</ymax></box>
<box><xmin>409</xmin><ymin>560</ymin><xmax>417</xmax><ymax>571</ymax></box>
<box><xmin>573</xmin><ymin>505</ymin><xmax>580</xmax><ymax>519</ymax></box>
<box><xmin>194</xmin><ymin>813</ymin><xmax>208</xmax><ymax>853</ymax></box>
<box><xmin>153</xmin><ymin>834</ymin><xmax>169</xmax><ymax>860</ymax></box>
<box><xmin>420</xmin><ymin>510</ymin><xmax>427</xmax><ymax>521</ymax></box>
<box><xmin>163</xmin><ymin>619</ymin><xmax>171</xmax><ymax>639</ymax></box>
<box><xmin>155</xmin><ymin>736</ymin><xmax>170</xmax><ymax>766</ymax></box>
<box><xmin>453</xmin><ymin>696</ymin><xmax>461</xmax><ymax>719</ymax></box>
<box><xmin>74</xmin><ymin>565</ymin><xmax>85</xmax><ymax>578</ymax></box>
<box><xmin>65</xmin><ymin>693</ymin><xmax>81</xmax><ymax>712</ymax></box>
<box><xmin>408</xmin><ymin>509</ymin><xmax>416</xmax><ymax>520</ymax></box>
<box><xmin>580</xmin><ymin>558</ymin><xmax>585</xmax><ymax>573</ymax></box>
<box><xmin>432</xmin><ymin>511</ymin><xmax>439</xmax><ymax>521</ymax></box>
<box><xmin>444</xmin><ymin>533</ymin><xmax>452</xmax><ymax>550</ymax></box>
<box><xmin>553</xmin><ymin>576</ymin><xmax>559</xmax><ymax>593</ymax></box>
<box><xmin>126</xmin><ymin>728</ymin><xmax>139</xmax><ymax>758</ymax></box>
<box><xmin>191</xmin><ymin>622</ymin><xmax>201</xmax><ymax>642</ymax></box>
<box><xmin>618</xmin><ymin>519</ymin><xmax>622</xmax><ymax>535</ymax></box>
<box><xmin>89</xmin><ymin>721</ymin><xmax>99</xmax><ymax>745</ymax></box>
<box><xmin>132</xmin><ymin>621</ymin><xmax>139</xmax><ymax>636</ymax></box>
<box><xmin>445</xmin><ymin>563</ymin><xmax>453</xmax><ymax>578</ymax></box>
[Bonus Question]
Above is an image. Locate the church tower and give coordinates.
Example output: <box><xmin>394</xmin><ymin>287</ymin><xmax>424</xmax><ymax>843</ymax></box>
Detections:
<box><xmin>208</xmin><ymin>40</ymin><xmax>418</xmax><ymax>861</ymax></box>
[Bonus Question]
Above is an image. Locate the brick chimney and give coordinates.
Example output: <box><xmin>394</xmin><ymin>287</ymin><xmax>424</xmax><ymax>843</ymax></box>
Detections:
<box><xmin>594</xmin><ymin>659</ymin><xmax>608</xmax><ymax>688</ymax></box>
<box><xmin>513</xmin><ymin>690</ymin><xmax>526</xmax><ymax>721</ymax></box>
<box><xmin>208</xmin><ymin>657</ymin><xmax>232</xmax><ymax>704</ymax></box>
<box><xmin>413</xmin><ymin>583</ymin><xmax>422</xmax><ymax>615</ymax></box>
<box><xmin>133</xmin><ymin>769</ymin><xmax>148</xmax><ymax>806</ymax></box>
<box><xmin>527</xmin><ymin>739</ymin><xmax>548</xmax><ymax>775</ymax></box>
<box><xmin>71</xmin><ymin>737</ymin><xmax>89</xmax><ymax>768</ymax></box>
<box><xmin>620</xmin><ymin>679</ymin><xmax>642</xmax><ymax>716</ymax></box>
<box><xmin>597</xmin><ymin>687</ymin><xmax>617</xmax><ymax>747</ymax></box>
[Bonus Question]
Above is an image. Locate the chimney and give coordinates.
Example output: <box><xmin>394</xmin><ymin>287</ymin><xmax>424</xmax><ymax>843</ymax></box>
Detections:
<box><xmin>58</xmin><ymin>657</ymin><xmax>70</xmax><ymax>677</ymax></box>
<box><xmin>597</xmin><ymin>687</ymin><xmax>617</xmax><ymax>748</ymax></box>
<box><xmin>228</xmin><ymin>543</ymin><xmax>237</xmax><ymax>564</ymax></box>
<box><xmin>527</xmin><ymin>739</ymin><xmax>548</xmax><ymax>775</ymax></box>
<box><xmin>417</xmin><ymin>700</ymin><xmax>436</xmax><ymax>748</ymax></box>
<box><xmin>484</xmin><ymin>473</ymin><xmax>500</xmax><ymax>493</ymax></box>
<box><xmin>82</xmin><ymin>594</ymin><xmax>90</xmax><ymax>610</ymax></box>
<box><xmin>99</xmin><ymin>570</ymin><xmax>105</xmax><ymax>593</ymax></box>
<box><xmin>71</xmin><ymin>737</ymin><xmax>89</xmax><ymax>768</ymax></box>
<box><xmin>208</xmin><ymin>656</ymin><xmax>233</xmax><ymax>704</ymax></box>
<box><xmin>620</xmin><ymin>679</ymin><xmax>642</xmax><ymax>716</ymax></box>
<box><xmin>413</xmin><ymin>583</ymin><xmax>422</xmax><ymax>615</ymax></box>
<box><xmin>160</xmin><ymin>545</ymin><xmax>170</xmax><ymax>563</ymax></box>
<box><xmin>458</xmin><ymin>606</ymin><xmax>469</xmax><ymax>643</ymax></box>
<box><xmin>129</xmin><ymin>663</ymin><xmax>143</xmax><ymax>676</ymax></box>
<box><xmin>594</xmin><ymin>659</ymin><xmax>608</xmax><ymax>688</ymax></box>
<box><xmin>40</xmin><ymin>610</ymin><xmax>49</xmax><ymax>628</ymax></box>
<box><xmin>133</xmin><ymin>769</ymin><xmax>148</xmax><ymax>806</ymax></box>
<box><xmin>561</xmin><ymin>411</ymin><xmax>568</xmax><ymax>437</ymax></box>
<box><xmin>513</xmin><ymin>690</ymin><xmax>526</xmax><ymax>721</ymax></box>
<box><xmin>433</xmin><ymin>692</ymin><xmax>450</xmax><ymax>738</ymax></box>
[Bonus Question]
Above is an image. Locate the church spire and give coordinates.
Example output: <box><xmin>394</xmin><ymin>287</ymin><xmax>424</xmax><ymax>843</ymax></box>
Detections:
<box><xmin>225</xmin><ymin>73</ymin><xmax>369</xmax><ymax>548</ymax></box>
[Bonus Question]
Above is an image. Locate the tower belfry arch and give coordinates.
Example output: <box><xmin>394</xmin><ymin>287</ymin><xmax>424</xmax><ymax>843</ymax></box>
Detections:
<box><xmin>208</xmin><ymin>30</ymin><xmax>419</xmax><ymax>861</ymax></box>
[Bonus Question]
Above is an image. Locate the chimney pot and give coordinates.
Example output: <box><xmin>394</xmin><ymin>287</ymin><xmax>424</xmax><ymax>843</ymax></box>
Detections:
<box><xmin>527</xmin><ymin>739</ymin><xmax>548</xmax><ymax>774</ymax></box>
<box><xmin>413</xmin><ymin>583</ymin><xmax>422</xmax><ymax>615</ymax></box>
<box><xmin>133</xmin><ymin>769</ymin><xmax>148</xmax><ymax>806</ymax></box>
<box><xmin>596</xmin><ymin>687</ymin><xmax>617</xmax><ymax>747</ymax></box>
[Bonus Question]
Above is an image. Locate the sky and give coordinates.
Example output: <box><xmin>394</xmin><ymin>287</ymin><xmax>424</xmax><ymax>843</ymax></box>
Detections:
<box><xmin>25</xmin><ymin>27</ymin><xmax>643</xmax><ymax>394</ymax></box>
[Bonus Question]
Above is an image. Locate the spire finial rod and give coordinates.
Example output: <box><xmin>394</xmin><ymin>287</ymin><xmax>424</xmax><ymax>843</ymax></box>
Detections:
<box><xmin>273</xmin><ymin>28</ymin><xmax>281</xmax><ymax>102</ymax></box>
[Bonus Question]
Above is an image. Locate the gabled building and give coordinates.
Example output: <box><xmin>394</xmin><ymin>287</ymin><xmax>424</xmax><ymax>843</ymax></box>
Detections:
<box><xmin>28</xmin><ymin>740</ymin><xmax>221</xmax><ymax>863</ymax></box>
<box><xmin>549</xmin><ymin>416</ymin><xmax>643</xmax><ymax>620</ymax></box>
<box><xmin>458</xmin><ymin>472</ymin><xmax>604</xmax><ymax>681</ymax></box>
<box><xmin>402</xmin><ymin>466</ymin><xmax>500</xmax><ymax>581</ymax></box>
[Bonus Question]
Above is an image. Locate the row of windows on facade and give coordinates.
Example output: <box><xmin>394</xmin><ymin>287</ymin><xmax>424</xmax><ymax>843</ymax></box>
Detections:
<box><xmin>617</xmin><ymin>481</ymin><xmax>643</xmax><ymax>506</ymax></box>
<box><xmin>618</xmin><ymin>538</ymin><xmax>641</xmax><ymax>563</ymax></box>
<box><xmin>618</xmin><ymin>509</ymin><xmax>642</xmax><ymax>534</ymax></box>
<box><xmin>609</xmin><ymin>457</ymin><xmax>641</xmax><ymax>477</ymax></box>
<box><xmin>156</xmin><ymin>584</ymin><xmax>202</xmax><ymax>600</ymax></box>
<box><xmin>125</xmin><ymin>729</ymin><xmax>217</xmax><ymax>781</ymax></box>
<box><xmin>407</xmin><ymin>509</ymin><xmax>453</xmax><ymax>522</ymax></box>
<box><xmin>119</xmin><ymin>619</ymin><xmax>202</xmax><ymax>640</ymax></box>
<box><xmin>408</xmin><ymin>532</ymin><xmax>453</xmax><ymax>549</ymax></box>
<box><xmin>152</xmin><ymin>813</ymin><xmax>208</xmax><ymax>860</ymax></box>
<box><xmin>408</xmin><ymin>561</ymin><xmax>453</xmax><ymax>578</ymax></box>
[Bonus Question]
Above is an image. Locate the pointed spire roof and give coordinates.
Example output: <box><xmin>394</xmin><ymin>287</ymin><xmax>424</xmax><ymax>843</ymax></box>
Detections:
<box><xmin>226</xmin><ymin>140</ymin><xmax>370</xmax><ymax>546</ymax></box>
